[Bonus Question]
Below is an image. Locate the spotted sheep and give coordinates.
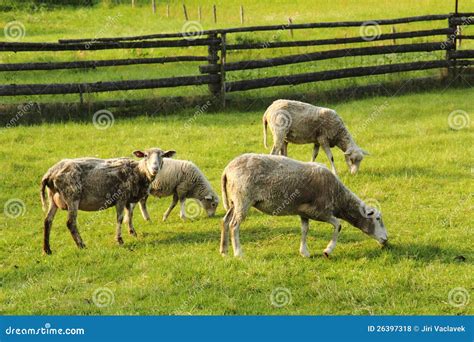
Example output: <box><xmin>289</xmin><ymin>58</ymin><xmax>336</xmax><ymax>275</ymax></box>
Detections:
<box><xmin>40</xmin><ymin>148</ymin><xmax>175</xmax><ymax>254</ymax></box>
<box><xmin>136</xmin><ymin>158</ymin><xmax>219</xmax><ymax>221</ymax></box>
<box><xmin>220</xmin><ymin>153</ymin><xmax>388</xmax><ymax>258</ymax></box>
<box><xmin>263</xmin><ymin>99</ymin><xmax>368</xmax><ymax>175</ymax></box>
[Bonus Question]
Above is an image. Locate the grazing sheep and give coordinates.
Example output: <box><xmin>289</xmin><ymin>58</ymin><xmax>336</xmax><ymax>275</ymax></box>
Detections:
<box><xmin>40</xmin><ymin>148</ymin><xmax>176</xmax><ymax>254</ymax></box>
<box><xmin>263</xmin><ymin>99</ymin><xmax>368</xmax><ymax>175</ymax></box>
<box><xmin>221</xmin><ymin>153</ymin><xmax>387</xmax><ymax>257</ymax></box>
<box><xmin>137</xmin><ymin>159</ymin><xmax>219</xmax><ymax>221</ymax></box>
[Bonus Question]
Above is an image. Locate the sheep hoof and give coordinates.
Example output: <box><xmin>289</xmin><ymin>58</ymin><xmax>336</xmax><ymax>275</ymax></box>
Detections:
<box><xmin>323</xmin><ymin>252</ymin><xmax>330</xmax><ymax>259</ymax></box>
<box><xmin>43</xmin><ymin>248</ymin><xmax>52</xmax><ymax>255</ymax></box>
<box><xmin>162</xmin><ymin>216</ymin><xmax>168</xmax><ymax>222</ymax></box>
<box><xmin>116</xmin><ymin>237</ymin><xmax>124</xmax><ymax>245</ymax></box>
<box><xmin>300</xmin><ymin>251</ymin><xmax>311</xmax><ymax>258</ymax></box>
<box><xmin>129</xmin><ymin>230</ymin><xmax>137</xmax><ymax>237</ymax></box>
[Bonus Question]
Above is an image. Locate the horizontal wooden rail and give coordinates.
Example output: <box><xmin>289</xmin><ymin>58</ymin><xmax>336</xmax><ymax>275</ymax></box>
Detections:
<box><xmin>225</xmin><ymin>60</ymin><xmax>473</xmax><ymax>92</ymax></box>
<box><xmin>201</xmin><ymin>42</ymin><xmax>453</xmax><ymax>73</ymax></box>
<box><xmin>458</xmin><ymin>35</ymin><xmax>474</xmax><ymax>39</ymax></box>
<box><xmin>450</xmin><ymin>16</ymin><xmax>474</xmax><ymax>25</ymax></box>
<box><xmin>226</xmin><ymin>28</ymin><xmax>454</xmax><ymax>50</ymax></box>
<box><xmin>0</xmin><ymin>56</ymin><xmax>208</xmax><ymax>72</ymax></box>
<box><xmin>0</xmin><ymin>38</ymin><xmax>220</xmax><ymax>52</ymax></box>
<box><xmin>0</xmin><ymin>74</ymin><xmax>220</xmax><ymax>96</ymax></box>
<box><xmin>450</xmin><ymin>50</ymin><xmax>474</xmax><ymax>58</ymax></box>
<box><xmin>58</xmin><ymin>14</ymin><xmax>451</xmax><ymax>44</ymax></box>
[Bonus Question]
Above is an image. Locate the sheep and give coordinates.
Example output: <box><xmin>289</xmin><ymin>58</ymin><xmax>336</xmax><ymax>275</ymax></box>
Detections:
<box><xmin>262</xmin><ymin>99</ymin><xmax>368</xmax><ymax>175</ymax></box>
<box><xmin>40</xmin><ymin>148</ymin><xmax>176</xmax><ymax>255</ymax></box>
<box><xmin>136</xmin><ymin>159</ymin><xmax>219</xmax><ymax>221</ymax></box>
<box><xmin>220</xmin><ymin>153</ymin><xmax>388</xmax><ymax>257</ymax></box>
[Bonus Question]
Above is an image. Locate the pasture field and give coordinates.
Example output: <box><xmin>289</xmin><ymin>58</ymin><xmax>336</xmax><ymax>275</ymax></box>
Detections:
<box><xmin>0</xmin><ymin>88</ymin><xmax>472</xmax><ymax>315</ymax></box>
<box><xmin>0</xmin><ymin>0</ymin><xmax>473</xmax><ymax>104</ymax></box>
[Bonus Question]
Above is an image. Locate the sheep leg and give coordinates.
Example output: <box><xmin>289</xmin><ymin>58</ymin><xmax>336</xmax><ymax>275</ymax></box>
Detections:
<box><xmin>322</xmin><ymin>145</ymin><xmax>337</xmax><ymax>175</ymax></box>
<box><xmin>323</xmin><ymin>216</ymin><xmax>342</xmax><ymax>257</ymax></box>
<box><xmin>43</xmin><ymin>199</ymin><xmax>58</xmax><ymax>255</ymax></box>
<box><xmin>270</xmin><ymin>131</ymin><xmax>286</xmax><ymax>155</ymax></box>
<box><xmin>66</xmin><ymin>201</ymin><xmax>85</xmax><ymax>249</ymax></box>
<box><xmin>138</xmin><ymin>195</ymin><xmax>151</xmax><ymax>221</ymax></box>
<box><xmin>311</xmin><ymin>144</ymin><xmax>320</xmax><ymax>162</ymax></box>
<box><xmin>230</xmin><ymin>202</ymin><xmax>250</xmax><ymax>257</ymax></box>
<box><xmin>163</xmin><ymin>193</ymin><xmax>179</xmax><ymax>221</ymax></box>
<box><xmin>179</xmin><ymin>197</ymin><xmax>187</xmax><ymax>220</ymax></box>
<box><xmin>124</xmin><ymin>203</ymin><xmax>137</xmax><ymax>237</ymax></box>
<box><xmin>299</xmin><ymin>216</ymin><xmax>311</xmax><ymax>258</ymax></box>
<box><xmin>281</xmin><ymin>141</ymin><xmax>288</xmax><ymax>156</ymax></box>
<box><xmin>220</xmin><ymin>207</ymin><xmax>234</xmax><ymax>256</ymax></box>
<box><xmin>115</xmin><ymin>202</ymin><xmax>126</xmax><ymax>245</ymax></box>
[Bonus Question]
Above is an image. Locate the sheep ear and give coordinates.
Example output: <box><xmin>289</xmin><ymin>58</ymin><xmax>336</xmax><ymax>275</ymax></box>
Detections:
<box><xmin>361</xmin><ymin>149</ymin><xmax>370</xmax><ymax>156</ymax></box>
<box><xmin>162</xmin><ymin>150</ymin><xmax>176</xmax><ymax>158</ymax></box>
<box><xmin>365</xmin><ymin>207</ymin><xmax>376</xmax><ymax>217</ymax></box>
<box><xmin>204</xmin><ymin>195</ymin><xmax>212</xmax><ymax>200</ymax></box>
<box><xmin>133</xmin><ymin>150</ymin><xmax>145</xmax><ymax>158</ymax></box>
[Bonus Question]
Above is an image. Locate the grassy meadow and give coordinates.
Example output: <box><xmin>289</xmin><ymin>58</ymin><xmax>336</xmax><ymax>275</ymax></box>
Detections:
<box><xmin>0</xmin><ymin>88</ymin><xmax>472</xmax><ymax>315</ymax></box>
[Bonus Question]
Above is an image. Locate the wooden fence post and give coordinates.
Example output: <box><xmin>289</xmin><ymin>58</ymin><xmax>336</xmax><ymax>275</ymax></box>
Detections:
<box><xmin>447</xmin><ymin>13</ymin><xmax>458</xmax><ymax>80</ymax></box>
<box><xmin>152</xmin><ymin>0</ymin><xmax>156</xmax><ymax>14</ymax></box>
<box><xmin>183</xmin><ymin>4</ymin><xmax>189</xmax><ymax>21</ymax></box>
<box><xmin>213</xmin><ymin>5</ymin><xmax>217</xmax><ymax>23</ymax></box>
<box><xmin>198</xmin><ymin>6</ymin><xmax>202</xmax><ymax>21</ymax></box>
<box><xmin>240</xmin><ymin>5</ymin><xmax>244</xmax><ymax>24</ymax></box>
<box><xmin>220</xmin><ymin>33</ymin><xmax>227</xmax><ymax>107</ymax></box>
<box><xmin>207</xmin><ymin>33</ymin><xmax>221</xmax><ymax>97</ymax></box>
<box><xmin>391</xmin><ymin>26</ymin><xmax>397</xmax><ymax>44</ymax></box>
<box><xmin>288</xmin><ymin>18</ymin><xmax>294</xmax><ymax>38</ymax></box>
<box><xmin>167</xmin><ymin>4</ymin><xmax>170</xmax><ymax>17</ymax></box>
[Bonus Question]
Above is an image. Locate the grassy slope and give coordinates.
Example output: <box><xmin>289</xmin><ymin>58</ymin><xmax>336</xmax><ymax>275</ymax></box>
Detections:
<box><xmin>0</xmin><ymin>0</ymin><xmax>473</xmax><ymax>104</ymax></box>
<box><xmin>0</xmin><ymin>88</ymin><xmax>472</xmax><ymax>315</ymax></box>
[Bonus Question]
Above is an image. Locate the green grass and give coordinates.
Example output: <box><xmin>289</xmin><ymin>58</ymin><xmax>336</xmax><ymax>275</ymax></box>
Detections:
<box><xmin>0</xmin><ymin>88</ymin><xmax>472</xmax><ymax>315</ymax></box>
<box><xmin>1</xmin><ymin>0</ymin><xmax>473</xmax><ymax>104</ymax></box>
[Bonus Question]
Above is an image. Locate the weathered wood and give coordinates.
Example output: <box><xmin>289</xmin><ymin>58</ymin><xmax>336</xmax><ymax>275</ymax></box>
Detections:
<box><xmin>152</xmin><ymin>0</ymin><xmax>156</xmax><ymax>14</ymax></box>
<box><xmin>183</xmin><ymin>4</ymin><xmax>189</xmax><ymax>21</ymax></box>
<box><xmin>220</xmin><ymin>33</ymin><xmax>227</xmax><ymax>107</ymax></box>
<box><xmin>58</xmin><ymin>15</ymin><xmax>451</xmax><ymax>43</ymax></box>
<box><xmin>213</xmin><ymin>4</ymin><xmax>217</xmax><ymax>23</ymax></box>
<box><xmin>450</xmin><ymin>16</ymin><xmax>474</xmax><ymax>26</ymax></box>
<box><xmin>226</xmin><ymin>28</ymin><xmax>453</xmax><ymax>50</ymax></box>
<box><xmin>225</xmin><ymin>60</ymin><xmax>471</xmax><ymax>92</ymax></box>
<box><xmin>0</xmin><ymin>38</ymin><xmax>220</xmax><ymax>52</ymax></box>
<box><xmin>0</xmin><ymin>56</ymin><xmax>208</xmax><ymax>72</ymax></box>
<box><xmin>198</xmin><ymin>6</ymin><xmax>202</xmax><ymax>21</ymax></box>
<box><xmin>207</xmin><ymin>33</ymin><xmax>221</xmax><ymax>96</ymax></box>
<box><xmin>458</xmin><ymin>35</ymin><xmax>474</xmax><ymax>39</ymax></box>
<box><xmin>450</xmin><ymin>50</ymin><xmax>474</xmax><ymax>58</ymax></box>
<box><xmin>0</xmin><ymin>74</ymin><xmax>220</xmax><ymax>96</ymax></box>
<box><xmin>201</xmin><ymin>42</ymin><xmax>453</xmax><ymax>73</ymax></box>
<box><xmin>240</xmin><ymin>5</ymin><xmax>244</xmax><ymax>24</ymax></box>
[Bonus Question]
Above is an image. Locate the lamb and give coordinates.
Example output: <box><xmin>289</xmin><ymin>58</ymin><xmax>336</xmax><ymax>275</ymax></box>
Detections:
<box><xmin>262</xmin><ymin>99</ymin><xmax>368</xmax><ymax>175</ymax></box>
<box><xmin>136</xmin><ymin>159</ymin><xmax>219</xmax><ymax>221</ymax></box>
<box><xmin>220</xmin><ymin>153</ymin><xmax>388</xmax><ymax>257</ymax></box>
<box><xmin>40</xmin><ymin>148</ymin><xmax>176</xmax><ymax>254</ymax></box>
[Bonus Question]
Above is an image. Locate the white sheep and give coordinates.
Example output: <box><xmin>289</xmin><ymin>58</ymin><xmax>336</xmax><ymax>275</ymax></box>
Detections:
<box><xmin>136</xmin><ymin>159</ymin><xmax>219</xmax><ymax>221</ymax></box>
<box><xmin>221</xmin><ymin>153</ymin><xmax>388</xmax><ymax>257</ymax></box>
<box><xmin>263</xmin><ymin>99</ymin><xmax>368</xmax><ymax>175</ymax></box>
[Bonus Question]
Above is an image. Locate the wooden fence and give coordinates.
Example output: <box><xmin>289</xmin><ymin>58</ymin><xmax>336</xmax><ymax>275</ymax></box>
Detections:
<box><xmin>0</xmin><ymin>12</ymin><xmax>473</xmax><ymax>106</ymax></box>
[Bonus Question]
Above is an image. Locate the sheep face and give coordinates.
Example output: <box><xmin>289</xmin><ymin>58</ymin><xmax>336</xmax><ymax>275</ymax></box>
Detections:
<box><xmin>359</xmin><ymin>206</ymin><xmax>388</xmax><ymax>245</ymax></box>
<box><xmin>344</xmin><ymin>148</ymin><xmax>367</xmax><ymax>174</ymax></box>
<box><xmin>133</xmin><ymin>148</ymin><xmax>176</xmax><ymax>177</ymax></box>
<box><xmin>201</xmin><ymin>194</ymin><xmax>219</xmax><ymax>217</ymax></box>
